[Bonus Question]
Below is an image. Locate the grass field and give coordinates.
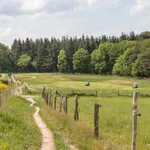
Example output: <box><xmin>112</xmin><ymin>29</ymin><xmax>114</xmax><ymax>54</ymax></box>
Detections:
<box><xmin>38</xmin><ymin>96</ymin><xmax>150</xmax><ymax>150</ymax></box>
<box><xmin>5</xmin><ymin>73</ymin><xmax>150</xmax><ymax>149</ymax></box>
<box><xmin>15</xmin><ymin>73</ymin><xmax>150</xmax><ymax>93</ymax></box>
<box><xmin>0</xmin><ymin>95</ymin><xmax>41</xmax><ymax>150</ymax></box>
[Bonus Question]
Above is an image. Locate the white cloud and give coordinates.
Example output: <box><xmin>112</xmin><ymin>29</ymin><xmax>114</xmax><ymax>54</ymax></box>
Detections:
<box><xmin>0</xmin><ymin>0</ymin><xmax>120</xmax><ymax>17</ymax></box>
<box><xmin>0</xmin><ymin>15</ymin><xmax>13</xmax><ymax>22</ymax></box>
<box><xmin>73</xmin><ymin>0</ymin><xmax>120</xmax><ymax>12</ymax></box>
<box><xmin>0</xmin><ymin>27</ymin><xmax>37</xmax><ymax>46</ymax></box>
<box><xmin>129</xmin><ymin>0</ymin><xmax>150</xmax><ymax>15</ymax></box>
<box><xmin>20</xmin><ymin>0</ymin><xmax>45</xmax><ymax>12</ymax></box>
<box><xmin>0</xmin><ymin>28</ymin><xmax>12</xmax><ymax>38</ymax></box>
<box><xmin>87</xmin><ymin>0</ymin><xmax>120</xmax><ymax>5</ymax></box>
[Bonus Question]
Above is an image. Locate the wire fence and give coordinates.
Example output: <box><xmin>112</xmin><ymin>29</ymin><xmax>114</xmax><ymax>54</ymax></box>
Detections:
<box><xmin>33</xmin><ymin>86</ymin><xmax>150</xmax><ymax>98</ymax></box>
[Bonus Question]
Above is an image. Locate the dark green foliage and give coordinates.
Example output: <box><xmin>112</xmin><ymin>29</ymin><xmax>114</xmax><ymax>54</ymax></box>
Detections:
<box><xmin>0</xmin><ymin>80</ymin><xmax>8</xmax><ymax>85</ymax></box>
<box><xmin>0</xmin><ymin>31</ymin><xmax>150</xmax><ymax>77</ymax></box>
<box><xmin>132</xmin><ymin>39</ymin><xmax>150</xmax><ymax>77</ymax></box>
<box><xmin>0</xmin><ymin>44</ymin><xmax>11</xmax><ymax>73</ymax></box>
<box><xmin>139</xmin><ymin>31</ymin><xmax>150</xmax><ymax>40</ymax></box>
<box><xmin>73</xmin><ymin>48</ymin><xmax>90</xmax><ymax>73</ymax></box>
<box><xmin>112</xmin><ymin>41</ymin><xmax>136</xmax><ymax>76</ymax></box>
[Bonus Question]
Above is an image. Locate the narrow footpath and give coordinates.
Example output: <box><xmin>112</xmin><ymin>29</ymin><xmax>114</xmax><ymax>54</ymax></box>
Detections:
<box><xmin>21</xmin><ymin>95</ymin><xmax>55</xmax><ymax>150</ymax></box>
<box><xmin>12</xmin><ymin>74</ymin><xmax>78</xmax><ymax>150</ymax></box>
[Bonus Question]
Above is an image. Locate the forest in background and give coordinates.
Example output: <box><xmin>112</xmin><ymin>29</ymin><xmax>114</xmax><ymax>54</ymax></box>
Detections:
<box><xmin>0</xmin><ymin>31</ymin><xmax>150</xmax><ymax>77</ymax></box>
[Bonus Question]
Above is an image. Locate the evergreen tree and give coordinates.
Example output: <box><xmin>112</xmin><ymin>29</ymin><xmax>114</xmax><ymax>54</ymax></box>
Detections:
<box><xmin>129</xmin><ymin>31</ymin><xmax>136</xmax><ymax>41</ymax></box>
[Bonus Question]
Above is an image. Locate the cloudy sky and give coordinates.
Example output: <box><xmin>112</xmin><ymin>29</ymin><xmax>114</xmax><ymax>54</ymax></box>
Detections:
<box><xmin>0</xmin><ymin>0</ymin><xmax>149</xmax><ymax>46</ymax></box>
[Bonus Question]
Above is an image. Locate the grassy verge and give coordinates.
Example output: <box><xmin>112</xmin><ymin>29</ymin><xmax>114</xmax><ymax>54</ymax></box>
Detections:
<box><xmin>0</xmin><ymin>96</ymin><xmax>41</xmax><ymax>150</ymax></box>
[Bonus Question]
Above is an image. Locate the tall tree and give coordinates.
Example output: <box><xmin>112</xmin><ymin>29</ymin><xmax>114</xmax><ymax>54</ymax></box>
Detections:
<box><xmin>73</xmin><ymin>48</ymin><xmax>90</xmax><ymax>73</ymax></box>
<box><xmin>129</xmin><ymin>31</ymin><xmax>136</xmax><ymax>41</ymax></box>
<box><xmin>36</xmin><ymin>38</ymin><xmax>51</xmax><ymax>72</ymax></box>
<box><xmin>0</xmin><ymin>44</ymin><xmax>11</xmax><ymax>73</ymax></box>
<box><xmin>112</xmin><ymin>48</ymin><xmax>134</xmax><ymax>76</ymax></box>
<box><xmin>132</xmin><ymin>50</ymin><xmax>150</xmax><ymax>77</ymax></box>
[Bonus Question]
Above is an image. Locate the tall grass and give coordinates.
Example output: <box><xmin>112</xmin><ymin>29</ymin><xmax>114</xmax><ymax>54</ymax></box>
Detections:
<box><xmin>0</xmin><ymin>96</ymin><xmax>41</xmax><ymax>150</ymax></box>
<box><xmin>38</xmin><ymin>95</ymin><xmax>150</xmax><ymax>150</ymax></box>
<box><xmin>53</xmin><ymin>96</ymin><xmax>150</xmax><ymax>150</ymax></box>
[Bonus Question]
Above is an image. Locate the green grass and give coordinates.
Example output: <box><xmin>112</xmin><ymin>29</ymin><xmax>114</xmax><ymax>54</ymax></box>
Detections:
<box><xmin>38</xmin><ymin>95</ymin><xmax>150</xmax><ymax>150</ymax></box>
<box><xmin>10</xmin><ymin>73</ymin><xmax>150</xmax><ymax>149</ymax></box>
<box><xmin>0</xmin><ymin>96</ymin><xmax>41</xmax><ymax>150</ymax></box>
<box><xmin>37</xmin><ymin>96</ymin><xmax>104</xmax><ymax>150</ymax></box>
<box><xmin>15</xmin><ymin>73</ymin><xmax>150</xmax><ymax>93</ymax></box>
<box><xmin>36</xmin><ymin>96</ymin><xmax>70</xmax><ymax>150</ymax></box>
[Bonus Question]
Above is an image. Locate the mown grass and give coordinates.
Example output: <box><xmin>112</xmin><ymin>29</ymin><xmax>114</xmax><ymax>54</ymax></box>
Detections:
<box><xmin>0</xmin><ymin>96</ymin><xmax>41</xmax><ymax>150</ymax></box>
<box><xmin>15</xmin><ymin>73</ymin><xmax>150</xmax><ymax>93</ymax></box>
<box><xmin>14</xmin><ymin>73</ymin><xmax>150</xmax><ymax>150</ymax></box>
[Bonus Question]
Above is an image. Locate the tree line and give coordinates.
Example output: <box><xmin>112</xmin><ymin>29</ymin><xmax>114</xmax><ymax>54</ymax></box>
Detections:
<box><xmin>0</xmin><ymin>31</ymin><xmax>150</xmax><ymax>77</ymax></box>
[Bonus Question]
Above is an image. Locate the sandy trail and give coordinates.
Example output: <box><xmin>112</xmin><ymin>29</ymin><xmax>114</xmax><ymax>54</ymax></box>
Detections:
<box><xmin>21</xmin><ymin>95</ymin><xmax>55</xmax><ymax>150</ymax></box>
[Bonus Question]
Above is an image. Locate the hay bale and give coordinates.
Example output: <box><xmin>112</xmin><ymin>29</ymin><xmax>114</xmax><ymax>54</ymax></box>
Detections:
<box><xmin>85</xmin><ymin>82</ymin><xmax>90</xmax><ymax>86</ymax></box>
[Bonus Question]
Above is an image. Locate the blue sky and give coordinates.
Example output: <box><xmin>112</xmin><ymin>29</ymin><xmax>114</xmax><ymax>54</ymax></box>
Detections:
<box><xmin>0</xmin><ymin>0</ymin><xmax>149</xmax><ymax>46</ymax></box>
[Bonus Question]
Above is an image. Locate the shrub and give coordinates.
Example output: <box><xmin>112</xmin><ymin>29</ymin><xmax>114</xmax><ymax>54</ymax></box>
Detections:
<box><xmin>0</xmin><ymin>80</ymin><xmax>8</xmax><ymax>85</ymax></box>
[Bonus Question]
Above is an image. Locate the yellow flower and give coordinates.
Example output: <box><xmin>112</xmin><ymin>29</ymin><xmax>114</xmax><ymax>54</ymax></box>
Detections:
<box><xmin>0</xmin><ymin>83</ymin><xmax>7</xmax><ymax>90</ymax></box>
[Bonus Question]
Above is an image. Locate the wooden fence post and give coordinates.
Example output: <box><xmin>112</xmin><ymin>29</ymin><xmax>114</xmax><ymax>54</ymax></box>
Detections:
<box><xmin>54</xmin><ymin>96</ymin><xmax>57</xmax><ymax>110</ymax></box>
<box><xmin>42</xmin><ymin>86</ymin><xmax>45</xmax><ymax>99</ymax></box>
<box><xmin>56</xmin><ymin>90</ymin><xmax>61</xmax><ymax>97</ymax></box>
<box><xmin>94</xmin><ymin>103</ymin><xmax>101</xmax><ymax>138</ymax></box>
<box><xmin>60</xmin><ymin>96</ymin><xmax>63</xmax><ymax>113</ymax></box>
<box><xmin>132</xmin><ymin>92</ymin><xmax>139</xmax><ymax>150</ymax></box>
<box><xmin>74</xmin><ymin>94</ymin><xmax>79</xmax><ymax>121</ymax></box>
<box><xmin>48</xmin><ymin>94</ymin><xmax>51</xmax><ymax>107</ymax></box>
<box><xmin>51</xmin><ymin>95</ymin><xmax>53</xmax><ymax>108</ymax></box>
<box><xmin>65</xmin><ymin>96</ymin><xmax>68</xmax><ymax>114</ymax></box>
<box><xmin>45</xmin><ymin>93</ymin><xmax>48</xmax><ymax>105</ymax></box>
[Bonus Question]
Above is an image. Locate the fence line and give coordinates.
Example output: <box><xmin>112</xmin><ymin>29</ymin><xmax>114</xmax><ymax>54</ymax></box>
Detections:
<box><xmin>42</xmin><ymin>86</ymin><xmax>141</xmax><ymax>147</ymax></box>
<box><xmin>42</xmin><ymin>87</ymin><xmax>101</xmax><ymax>138</ymax></box>
<box><xmin>35</xmin><ymin>86</ymin><xmax>150</xmax><ymax>98</ymax></box>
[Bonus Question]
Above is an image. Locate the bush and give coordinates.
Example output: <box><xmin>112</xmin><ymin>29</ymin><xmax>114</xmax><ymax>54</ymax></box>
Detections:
<box><xmin>0</xmin><ymin>80</ymin><xmax>8</xmax><ymax>85</ymax></box>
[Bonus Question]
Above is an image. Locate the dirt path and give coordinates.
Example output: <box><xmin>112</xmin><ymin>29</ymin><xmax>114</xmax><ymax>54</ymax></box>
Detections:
<box><xmin>21</xmin><ymin>95</ymin><xmax>55</xmax><ymax>150</ymax></box>
<box><xmin>14</xmin><ymin>75</ymin><xmax>77</xmax><ymax>150</ymax></box>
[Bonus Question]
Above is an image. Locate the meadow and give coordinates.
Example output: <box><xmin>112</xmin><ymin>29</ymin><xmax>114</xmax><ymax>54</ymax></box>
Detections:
<box><xmin>1</xmin><ymin>73</ymin><xmax>147</xmax><ymax>150</ymax></box>
<box><xmin>4</xmin><ymin>73</ymin><xmax>150</xmax><ymax>150</ymax></box>
<box><xmin>15</xmin><ymin>73</ymin><xmax>150</xmax><ymax>92</ymax></box>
